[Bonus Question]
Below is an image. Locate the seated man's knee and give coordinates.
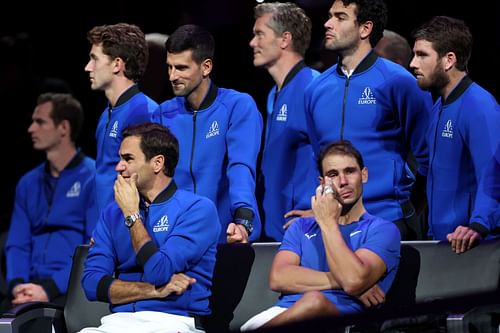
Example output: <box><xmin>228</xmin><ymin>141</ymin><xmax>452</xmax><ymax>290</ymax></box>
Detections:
<box><xmin>299</xmin><ymin>291</ymin><xmax>338</xmax><ymax>315</ymax></box>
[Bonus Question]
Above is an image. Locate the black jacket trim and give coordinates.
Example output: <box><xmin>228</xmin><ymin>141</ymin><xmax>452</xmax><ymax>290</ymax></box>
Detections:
<box><xmin>469</xmin><ymin>222</ymin><xmax>489</xmax><ymax>239</ymax></box>
<box><xmin>35</xmin><ymin>278</ymin><xmax>60</xmax><ymax>301</ymax></box>
<box><xmin>336</xmin><ymin>51</ymin><xmax>378</xmax><ymax>76</ymax></box>
<box><xmin>97</xmin><ymin>275</ymin><xmax>114</xmax><ymax>302</ymax></box>
<box><xmin>115</xmin><ymin>85</ymin><xmax>141</xmax><ymax>108</ymax></box>
<box><xmin>152</xmin><ymin>181</ymin><xmax>177</xmax><ymax>204</ymax></box>
<box><xmin>136</xmin><ymin>241</ymin><xmax>159</xmax><ymax>268</ymax></box>
<box><xmin>281</xmin><ymin>60</ymin><xmax>307</xmax><ymax>90</ymax></box>
<box><xmin>185</xmin><ymin>81</ymin><xmax>219</xmax><ymax>111</ymax></box>
<box><xmin>442</xmin><ymin>76</ymin><xmax>473</xmax><ymax>105</ymax></box>
<box><xmin>234</xmin><ymin>207</ymin><xmax>254</xmax><ymax>221</ymax></box>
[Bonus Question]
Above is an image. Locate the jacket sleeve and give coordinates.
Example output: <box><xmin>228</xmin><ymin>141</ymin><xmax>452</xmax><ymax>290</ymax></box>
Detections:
<box><xmin>225</xmin><ymin>94</ymin><xmax>263</xmax><ymax>237</ymax></box>
<box><xmin>85</xmin><ymin>177</ymin><xmax>99</xmax><ymax>240</ymax></box>
<box><xmin>468</xmin><ymin>102</ymin><xmax>500</xmax><ymax>234</ymax></box>
<box><xmin>5</xmin><ymin>178</ymin><xmax>33</xmax><ymax>294</ymax></box>
<box><xmin>136</xmin><ymin>198</ymin><xmax>220</xmax><ymax>286</ymax></box>
<box><xmin>471</xmin><ymin>149</ymin><xmax>500</xmax><ymax>236</ymax></box>
<box><xmin>304</xmin><ymin>81</ymin><xmax>321</xmax><ymax>160</ymax></box>
<box><xmin>81</xmin><ymin>213</ymin><xmax>116</xmax><ymax>302</ymax></box>
<box><xmin>394</xmin><ymin>75</ymin><xmax>433</xmax><ymax>177</ymax></box>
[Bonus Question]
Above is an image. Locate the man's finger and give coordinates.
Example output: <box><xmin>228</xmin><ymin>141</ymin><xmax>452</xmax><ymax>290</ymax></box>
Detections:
<box><xmin>283</xmin><ymin>218</ymin><xmax>297</xmax><ymax>229</ymax></box>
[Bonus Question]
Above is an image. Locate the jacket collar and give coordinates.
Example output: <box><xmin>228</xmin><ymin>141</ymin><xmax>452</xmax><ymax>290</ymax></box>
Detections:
<box><xmin>114</xmin><ymin>84</ymin><xmax>141</xmax><ymax>108</ymax></box>
<box><xmin>443</xmin><ymin>75</ymin><xmax>473</xmax><ymax>105</ymax></box>
<box><xmin>184</xmin><ymin>81</ymin><xmax>218</xmax><ymax>111</ymax></box>
<box><xmin>336</xmin><ymin>51</ymin><xmax>378</xmax><ymax>76</ymax></box>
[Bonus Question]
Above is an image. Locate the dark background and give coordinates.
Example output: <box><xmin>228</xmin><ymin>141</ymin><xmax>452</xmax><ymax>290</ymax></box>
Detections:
<box><xmin>0</xmin><ymin>0</ymin><xmax>498</xmax><ymax>230</ymax></box>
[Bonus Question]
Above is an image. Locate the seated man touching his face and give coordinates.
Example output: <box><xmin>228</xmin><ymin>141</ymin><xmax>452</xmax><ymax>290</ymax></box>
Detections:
<box><xmin>241</xmin><ymin>140</ymin><xmax>401</xmax><ymax>330</ymax></box>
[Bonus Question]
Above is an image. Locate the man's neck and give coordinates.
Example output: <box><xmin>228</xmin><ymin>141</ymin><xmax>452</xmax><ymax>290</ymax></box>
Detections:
<box><xmin>187</xmin><ymin>78</ymin><xmax>210</xmax><ymax>110</ymax></box>
<box><xmin>441</xmin><ymin>70</ymin><xmax>467</xmax><ymax>101</ymax></box>
<box><xmin>338</xmin><ymin>200</ymin><xmax>366</xmax><ymax>225</ymax></box>
<box><xmin>268</xmin><ymin>54</ymin><xmax>303</xmax><ymax>91</ymax></box>
<box><xmin>339</xmin><ymin>43</ymin><xmax>372</xmax><ymax>74</ymax></box>
<box><xmin>143</xmin><ymin>177</ymin><xmax>173</xmax><ymax>204</ymax></box>
<box><xmin>105</xmin><ymin>79</ymin><xmax>135</xmax><ymax>107</ymax></box>
<box><xmin>46</xmin><ymin>144</ymin><xmax>77</xmax><ymax>177</ymax></box>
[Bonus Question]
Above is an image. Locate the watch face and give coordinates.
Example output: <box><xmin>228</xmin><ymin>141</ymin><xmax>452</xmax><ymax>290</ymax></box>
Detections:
<box><xmin>238</xmin><ymin>220</ymin><xmax>253</xmax><ymax>234</ymax></box>
<box><xmin>125</xmin><ymin>213</ymin><xmax>140</xmax><ymax>228</ymax></box>
<box><xmin>125</xmin><ymin>216</ymin><xmax>134</xmax><ymax>228</ymax></box>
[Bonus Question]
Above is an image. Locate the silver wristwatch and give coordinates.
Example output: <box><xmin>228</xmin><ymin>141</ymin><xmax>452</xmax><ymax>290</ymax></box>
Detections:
<box><xmin>125</xmin><ymin>212</ymin><xmax>141</xmax><ymax>228</ymax></box>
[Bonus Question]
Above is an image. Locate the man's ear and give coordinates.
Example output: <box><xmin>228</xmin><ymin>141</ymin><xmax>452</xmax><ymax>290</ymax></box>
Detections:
<box><xmin>318</xmin><ymin>176</ymin><xmax>325</xmax><ymax>186</ymax></box>
<box><xmin>201</xmin><ymin>58</ymin><xmax>213</xmax><ymax>78</ymax></box>
<box><xmin>361</xmin><ymin>167</ymin><xmax>368</xmax><ymax>183</ymax></box>
<box><xmin>280</xmin><ymin>31</ymin><xmax>292</xmax><ymax>49</ymax></box>
<box><xmin>359</xmin><ymin>20</ymin><xmax>373</xmax><ymax>41</ymax></box>
<box><xmin>152</xmin><ymin>154</ymin><xmax>165</xmax><ymax>174</ymax></box>
<box><xmin>59</xmin><ymin>119</ymin><xmax>71</xmax><ymax>138</ymax></box>
<box><xmin>443</xmin><ymin>51</ymin><xmax>457</xmax><ymax>71</ymax></box>
<box><xmin>113</xmin><ymin>57</ymin><xmax>125</xmax><ymax>75</ymax></box>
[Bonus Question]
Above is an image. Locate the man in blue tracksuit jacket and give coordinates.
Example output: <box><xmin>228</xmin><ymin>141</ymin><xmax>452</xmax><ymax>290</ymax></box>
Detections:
<box><xmin>411</xmin><ymin>16</ymin><xmax>500</xmax><ymax>252</ymax></box>
<box><xmin>152</xmin><ymin>24</ymin><xmax>262</xmax><ymax>243</ymax></box>
<box><xmin>5</xmin><ymin>93</ymin><xmax>96</xmax><ymax>308</ymax></box>
<box><xmin>85</xmin><ymin>23</ymin><xmax>158</xmax><ymax>216</ymax></box>
<box><xmin>305</xmin><ymin>0</ymin><xmax>433</xmax><ymax>240</ymax></box>
<box><xmin>250</xmin><ymin>2</ymin><xmax>320</xmax><ymax>241</ymax></box>
<box><xmin>82</xmin><ymin>123</ymin><xmax>220</xmax><ymax>333</ymax></box>
<box><xmin>474</xmin><ymin>146</ymin><xmax>500</xmax><ymax>236</ymax></box>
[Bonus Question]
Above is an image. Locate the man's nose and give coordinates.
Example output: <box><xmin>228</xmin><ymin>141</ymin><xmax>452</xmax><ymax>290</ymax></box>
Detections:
<box><xmin>338</xmin><ymin>173</ymin><xmax>348</xmax><ymax>185</ymax></box>
<box><xmin>115</xmin><ymin>161</ymin><xmax>125</xmax><ymax>172</ymax></box>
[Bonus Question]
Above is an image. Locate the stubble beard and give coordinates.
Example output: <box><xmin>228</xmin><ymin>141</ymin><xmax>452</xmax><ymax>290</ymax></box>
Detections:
<box><xmin>419</xmin><ymin>64</ymin><xmax>449</xmax><ymax>93</ymax></box>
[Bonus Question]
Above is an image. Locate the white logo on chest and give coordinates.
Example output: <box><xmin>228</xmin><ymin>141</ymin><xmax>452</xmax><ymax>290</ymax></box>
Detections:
<box><xmin>153</xmin><ymin>215</ymin><xmax>169</xmax><ymax>232</ymax></box>
<box><xmin>206</xmin><ymin>121</ymin><xmax>220</xmax><ymax>138</ymax></box>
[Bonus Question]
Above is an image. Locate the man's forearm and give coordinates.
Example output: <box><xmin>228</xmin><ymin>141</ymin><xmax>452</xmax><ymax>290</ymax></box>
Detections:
<box><xmin>270</xmin><ymin>265</ymin><xmax>340</xmax><ymax>293</ymax></box>
<box><xmin>129</xmin><ymin>219</ymin><xmax>152</xmax><ymax>253</ymax></box>
<box><xmin>321</xmin><ymin>226</ymin><xmax>382</xmax><ymax>296</ymax></box>
<box><xmin>109</xmin><ymin>279</ymin><xmax>155</xmax><ymax>305</ymax></box>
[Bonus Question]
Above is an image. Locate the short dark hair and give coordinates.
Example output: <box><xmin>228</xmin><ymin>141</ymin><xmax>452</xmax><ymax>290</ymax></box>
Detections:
<box><xmin>166</xmin><ymin>24</ymin><xmax>214</xmax><ymax>64</ymax></box>
<box><xmin>37</xmin><ymin>93</ymin><xmax>83</xmax><ymax>142</ymax></box>
<box><xmin>339</xmin><ymin>0</ymin><xmax>387</xmax><ymax>47</ymax></box>
<box><xmin>412</xmin><ymin>16</ymin><xmax>472</xmax><ymax>71</ymax></box>
<box><xmin>376</xmin><ymin>30</ymin><xmax>412</xmax><ymax>68</ymax></box>
<box><xmin>87</xmin><ymin>23</ymin><xmax>148</xmax><ymax>82</ymax></box>
<box><xmin>254</xmin><ymin>2</ymin><xmax>312</xmax><ymax>56</ymax></box>
<box><xmin>317</xmin><ymin>140</ymin><xmax>364</xmax><ymax>176</ymax></box>
<box><xmin>122</xmin><ymin>122</ymin><xmax>179</xmax><ymax>177</ymax></box>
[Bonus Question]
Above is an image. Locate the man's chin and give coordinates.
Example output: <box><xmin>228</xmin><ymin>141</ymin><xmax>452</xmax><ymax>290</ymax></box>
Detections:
<box><xmin>172</xmin><ymin>89</ymin><xmax>187</xmax><ymax>97</ymax></box>
<box><xmin>340</xmin><ymin>195</ymin><xmax>361</xmax><ymax>216</ymax></box>
<box><xmin>253</xmin><ymin>59</ymin><xmax>265</xmax><ymax>68</ymax></box>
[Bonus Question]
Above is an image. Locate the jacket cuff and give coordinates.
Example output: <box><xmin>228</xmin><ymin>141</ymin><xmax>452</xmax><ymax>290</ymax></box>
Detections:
<box><xmin>469</xmin><ymin>222</ymin><xmax>489</xmax><ymax>239</ymax></box>
<box><xmin>97</xmin><ymin>275</ymin><xmax>114</xmax><ymax>303</ymax></box>
<box><xmin>136</xmin><ymin>241</ymin><xmax>158</xmax><ymax>268</ymax></box>
<box><xmin>34</xmin><ymin>278</ymin><xmax>60</xmax><ymax>301</ymax></box>
<box><xmin>234</xmin><ymin>207</ymin><xmax>254</xmax><ymax>221</ymax></box>
<box><xmin>8</xmin><ymin>278</ymin><xmax>25</xmax><ymax>299</ymax></box>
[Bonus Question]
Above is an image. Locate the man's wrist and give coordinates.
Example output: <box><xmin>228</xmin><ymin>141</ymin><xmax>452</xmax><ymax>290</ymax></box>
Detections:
<box><xmin>125</xmin><ymin>212</ymin><xmax>141</xmax><ymax>228</ymax></box>
<box><xmin>234</xmin><ymin>218</ymin><xmax>253</xmax><ymax>236</ymax></box>
<box><xmin>469</xmin><ymin>222</ymin><xmax>488</xmax><ymax>238</ymax></box>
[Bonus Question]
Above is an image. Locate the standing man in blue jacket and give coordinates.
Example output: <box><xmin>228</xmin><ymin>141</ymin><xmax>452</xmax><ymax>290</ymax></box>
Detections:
<box><xmin>305</xmin><ymin>0</ymin><xmax>433</xmax><ymax>240</ymax></box>
<box><xmin>473</xmin><ymin>146</ymin><xmax>500</xmax><ymax>243</ymax></box>
<box><xmin>153</xmin><ymin>24</ymin><xmax>263</xmax><ymax>243</ymax></box>
<box><xmin>5</xmin><ymin>93</ymin><xmax>96</xmax><ymax>308</ymax></box>
<box><xmin>250</xmin><ymin>2</ymin><xmax>320</xmax><ymax>241</ymax></box>
<box><xmin>85</xmin><ymin>23</ymin><xmax>158</xmax><ymax>216</ymax></box>
<box><xmin>81</xmin><ymin>123</ymin><xmax>220</xmax><ymax>333</ymax></box>
<box><xmin>410</xmin><ymin>16</ymin><xmax>500</xmax><ymax>251</ymax></box>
